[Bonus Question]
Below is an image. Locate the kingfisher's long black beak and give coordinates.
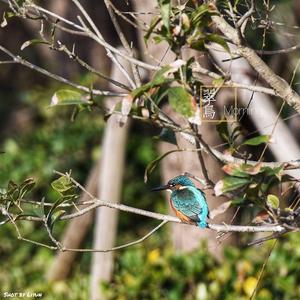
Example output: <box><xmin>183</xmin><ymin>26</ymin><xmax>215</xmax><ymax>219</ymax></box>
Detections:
<box><xmin>150</xmin><ymin>184</ymin><xmax>169</xmax><ymax>192</ymax></box>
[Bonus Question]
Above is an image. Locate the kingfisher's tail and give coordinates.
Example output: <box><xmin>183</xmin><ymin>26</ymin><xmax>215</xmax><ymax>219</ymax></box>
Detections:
<box><xmin>197</xmin><ymin>220</ymin><xmax>208</xmax><ymax>229</ymax></box>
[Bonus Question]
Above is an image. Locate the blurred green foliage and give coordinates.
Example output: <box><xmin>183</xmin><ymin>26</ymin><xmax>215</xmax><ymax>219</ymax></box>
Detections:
<box><xmin>103</xmin><ymin>234</ymin><xmax>300</xmax><ymax>300</ymax></box>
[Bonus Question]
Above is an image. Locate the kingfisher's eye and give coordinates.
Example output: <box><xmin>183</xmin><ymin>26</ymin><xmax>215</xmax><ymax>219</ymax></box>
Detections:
<box><xmin>169</xmin><ymin>183</ymin><xmax>175</xmax><ymax>187</ymax></box>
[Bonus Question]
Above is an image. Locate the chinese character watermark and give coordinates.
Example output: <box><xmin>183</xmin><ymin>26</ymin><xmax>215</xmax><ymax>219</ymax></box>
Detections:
<box><xmin>200</xmin><ymin>85</ymin><xmax>237</xmax><ymax>122</ymax></box>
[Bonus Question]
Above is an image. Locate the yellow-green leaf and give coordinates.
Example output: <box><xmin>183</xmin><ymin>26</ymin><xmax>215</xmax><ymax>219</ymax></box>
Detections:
<box><xmin>51</xmin><ymin>89</ymin><xmax>89</xmax><ymax>106</ymax></box>
<box><xmin>267</xmin><ymin>194</ymin><xmax>279</xmax><ymax>209</ymax></box>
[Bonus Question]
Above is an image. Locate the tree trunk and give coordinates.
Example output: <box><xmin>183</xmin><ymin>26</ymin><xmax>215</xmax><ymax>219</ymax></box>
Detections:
<box><xmin>90</xmin><ymin>47</ymin><xmax>131</xmax><ymax>300</ymax></box>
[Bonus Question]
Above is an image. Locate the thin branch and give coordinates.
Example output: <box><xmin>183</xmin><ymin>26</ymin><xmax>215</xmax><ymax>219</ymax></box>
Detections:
<box><xmin>2</xmin><ymin>207</ymin><xmax>57</xmax><ymax>250</ymax></box>
<box><xmin>1</xmin><ymin>0</ymin><xmax>159</xmax><ymax>71</ymax></box>
<box><xmin>103</xmin><ymin>0</ymin><xmax>141</xmax><ymax>86</ymax></box>
<box><xmin>51</xmin><ymin>43</ymin><xmax>131</xmax><ymax>91</ymax></box>
<box><xmin>63</xmin><ymin>220</ymin><xmax>168</xmax><ymax>252</ymax></box>
<box><xmin>256</xmin><ymin>43</ymin><xmax>300</xmax><ymax>55</ymax></box>
<box><xmin>190</xmin><ymin>124</ymin><xmax>215</xmax><ymax>188</ymax></box>
<box><xmin>237</xmin><ymin>0</ymin><xmax>254</xmax><ymax>28</ymax></box>
<box><xmin>247</xmin><ymin>230</ymin><xmax>288</xmax><ymax>246</ymax></box>
<box><xmin>193</xmin><ymin>63</ymin><xmax>277</xmax><ymax>96</ymax></box>
<box><xmin>0</xmin><ymin>46</ymin><xmax>125</xmax><ymax>97</ymax></box>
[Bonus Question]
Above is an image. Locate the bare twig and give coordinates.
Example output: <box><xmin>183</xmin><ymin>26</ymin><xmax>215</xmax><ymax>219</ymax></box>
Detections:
<box><xmin>103</xmin><ymin>0</ymin><xmax>141</xmax><ymax>86</ymax></box>
<box><xmin>0</xmin><ymin>46</ymin><xmax>125</xmax><ymax>97</ymax></box>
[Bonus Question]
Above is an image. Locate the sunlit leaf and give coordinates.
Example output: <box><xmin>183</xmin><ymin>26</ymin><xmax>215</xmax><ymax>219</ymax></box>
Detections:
<box><xmin>267</xmin><ymin>194</ymin><xmax>279</xmax><ymax>209</ymax></box>
<box><xmin>222</xmin><ymin>163</ymin><xmax>263</xmax><ymax>177</ymax></box>
<box><xmin>181</xmin><ymin>13</ymin><xmax>190</xmax><ymax>31</ymax></box>
<box><xmin>212</xmin><ymin>77</ymin><xmax>225</xmax><ymax>87</ymax></box>
<box><xmin>222</xmin><ymin>164</ymin><xmax>250</xmax><ymax>178</ymax></box>
<box><xmin>132</xmin><ymin>62</ymin><xmax>185</xmax><ymax>100</ymax></box>
<box><xmin>1</xmin><ymin>12</ymin><xmax>8</xmax><ymax>27</ymax></box>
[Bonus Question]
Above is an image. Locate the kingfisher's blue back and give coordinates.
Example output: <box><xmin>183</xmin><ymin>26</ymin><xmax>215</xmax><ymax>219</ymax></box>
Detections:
<box><xmin>171</xmin><ymin>185</ymin><xmax>209</xmax><ymax>228</ymax></box>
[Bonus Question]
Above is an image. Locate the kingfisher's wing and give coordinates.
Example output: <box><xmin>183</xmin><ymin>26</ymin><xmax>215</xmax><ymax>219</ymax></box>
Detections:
<box><xmin>197</xmin><ymin>188</ymin><xmax>206</xmax><ymax>197</ymax></box>
<box><xmin>172</xmin><ymin>187</ymin><xmax>206</xmax><ymax>222</ymax></box>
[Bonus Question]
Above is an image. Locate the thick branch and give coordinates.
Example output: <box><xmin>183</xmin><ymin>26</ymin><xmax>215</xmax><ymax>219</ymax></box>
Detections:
<box><xmin>211</xmin><ymin>12</ymin><xmax>300</xmax><ymax>113</ymax></box>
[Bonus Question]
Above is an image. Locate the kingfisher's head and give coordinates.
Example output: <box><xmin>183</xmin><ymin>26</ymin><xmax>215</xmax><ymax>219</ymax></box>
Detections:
<box><xmin>151</xmin><ymin>175</ymin><xmax>195</xmax><ymax>192</ymax></box>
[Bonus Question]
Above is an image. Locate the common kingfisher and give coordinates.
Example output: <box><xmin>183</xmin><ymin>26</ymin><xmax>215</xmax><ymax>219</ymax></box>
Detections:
<box><xmin>152</xmin><ymin>175</ymin><xmax>209</xmax><ymax>228</ymax></box>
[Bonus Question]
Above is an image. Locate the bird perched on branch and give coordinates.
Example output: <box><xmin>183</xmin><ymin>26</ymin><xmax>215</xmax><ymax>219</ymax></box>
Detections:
<box><xmin>151</xmin><ymin>175</ymin><xmax>209</xmax><ymax>228</ymax></box>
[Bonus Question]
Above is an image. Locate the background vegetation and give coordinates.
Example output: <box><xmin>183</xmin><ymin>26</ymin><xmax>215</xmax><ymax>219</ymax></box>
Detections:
<box><xmin>0</xmin><ymin>0</ymin><xmax>300</xmax><ymax>299</ymax></box>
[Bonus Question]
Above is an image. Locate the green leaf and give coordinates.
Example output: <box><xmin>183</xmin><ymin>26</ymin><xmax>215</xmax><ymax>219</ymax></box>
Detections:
<box><xmin>214</xmin><ymin>176</ymin><xmax>250</xmax><ymax>196</ymax></box>
<box><xmin>242</xmin><ymin>135</ymin><xmax>270</xmax><ymax>146</ymax></box>
<box><xmin>222</xmin><ymin>164</ymin><xmax>250</xmax><ymax>178</ymax></box>
<box><xmin>151</xmin><ymin>84</ymin><xmax>169</xmax><ymax>105</ymax></box>
<box><xmin>144</xmin><ymin>149</ymin><xmax>181</xmax><ymax>182</ymax></box>
<box><xmin>261</xmin><ymin>165</ymin><xmax>284</xmax><ymax>180</ymax></box>
<box><xmin>189</xmin><ymin>37</ymin><xmax>206</xmax><ymax>51</ymax></box>
<box><xmin>191</xmin><ymin>4</ymin><xmax>212</xmax><ymax>27</ymax></box>
<box><xmin>144</xmin><ymin>16</ymin><xmax>160</xmax><ymax>44</ymax></box>
<box><xmin>131</xmin><ymin>66</ymin><xmax>172</xmax><ymax>99</ymax></box>
<box><xmin>18</xmin><ymin>178</ymin><xmax>35</xmax><ymax>198</ymax></box>
<box><xmin>216</xmin><ymin>121</ymin><xmax>230</xmax><ymax>142</ymax></box>
<box><xmin>19</xmin><ymin>206</ymin><xmax>43</xmax><ymax>218</ymax></box>
<box><xmin>158</xmin><ymin>0</ymin><xmax>171</xmax><ymax>32</ymax></box>
<box><xmin>156</xmin><ymin>128</ymin><xmax>177</xmax><ymax>145</ymax></box>
<box><xmin>212</xmin><ymin>77</ymin><xmax>225</xmax><ymax>87</ymax></box>
<box><xmin>205</xmin><ymin>34</ymin><xmax>230</xmax><ymax>53</ymax></box>
<box><xmin>48</xmin><ymin>209</ymin><xmax>66</xmax><ymax>231</ymax></box>
<box><xmin>21</xmin><ymin>39</ymin><xmax>49</xmax><ymax>51</ymax></box>
<box><xmin>267</xmin><ymin>194</ymin><xmax>279</xmax><ymax>209</ymax></box>
<box><xmin>131</xmin><ymin>62</ymin><xmax>186</xmax><ymax>100</ymax></box>
<box><xmin>51</xmin><ymin>89</ymin><xmax>89</xmax><ymax>106</ymax></box>
<box><xmin>51</xmin><ymin>176</ymin><xmax>74</xmax><ymax>194</ymax></box>
<box><xmin>168</xmin><ymin>86</ymin><xmax>196</xmax><ymax>117</ymax></box>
